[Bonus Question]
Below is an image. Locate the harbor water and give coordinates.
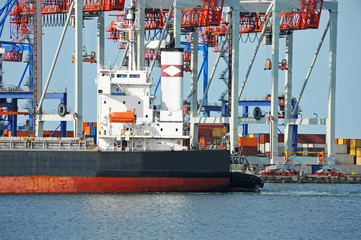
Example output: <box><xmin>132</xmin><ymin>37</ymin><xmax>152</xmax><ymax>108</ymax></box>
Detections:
<box><xmin>1</xmin><ymin>184</ymin><xmax>361</xmax><ymax>239</ymax></box>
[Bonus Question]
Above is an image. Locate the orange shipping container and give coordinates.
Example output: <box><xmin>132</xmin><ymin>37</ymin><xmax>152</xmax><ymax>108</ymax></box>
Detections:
<box><xmin>259</xmin><ymin>134</ymin><xmax>265</xmax><ymax>144</ymax></box>
<box><xmin>238</xmin><ymin>137</ymin><xmax>258</xmax><ymax>147</ymax></box>
<box><xmin>85</xmin><ymin>126</ymin><xmax>91</xmax><ymax>135</ymax></box>
<box><xmin>199</xmin><ymin>137</ymin><xmax>206</xmax><ymax>147</ymax></box>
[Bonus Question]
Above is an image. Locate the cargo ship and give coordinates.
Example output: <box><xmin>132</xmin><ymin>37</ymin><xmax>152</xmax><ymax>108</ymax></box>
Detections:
<box><xmin>0</xmin><ymin>0</ymin><xmax>264</xmax><ymax>193</ymax></box>
<box><xmin>0</xmin><ymin>48</ymin><xmax>262</xmax><ymax>193</ymax></box>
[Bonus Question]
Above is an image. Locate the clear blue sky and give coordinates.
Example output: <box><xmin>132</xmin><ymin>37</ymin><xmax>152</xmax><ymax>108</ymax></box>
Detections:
<box><xmin>1</xmin><ymin>0</ymin><xmax>360</xmax><ymax>138</ymax></box>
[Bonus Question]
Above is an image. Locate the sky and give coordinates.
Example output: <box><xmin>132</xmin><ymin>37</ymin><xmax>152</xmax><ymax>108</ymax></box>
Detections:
<box><xmin>1</xmin><ymin>0</ymin><xmax>360</xmax><ymax>139</ymax></box>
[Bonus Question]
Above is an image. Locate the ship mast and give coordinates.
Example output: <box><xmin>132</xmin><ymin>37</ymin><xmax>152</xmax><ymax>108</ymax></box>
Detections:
<box><xmin>127</xmin><ymin>0</ymin><xmax>145</xmax><ymax>71</ymax></box>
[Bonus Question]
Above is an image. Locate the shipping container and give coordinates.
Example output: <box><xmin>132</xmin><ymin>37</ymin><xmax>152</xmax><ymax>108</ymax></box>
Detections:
<box><xmin>85</xmin><ymin>126</ymin><xmax>91</xmax><ymax>136</ymax></box>
<box><xmin>238</xmin><ymin>137</ymin><xmax>258</xmax><ymax>147</ymax></box>
<box><xmin>356</xmin><ymin>148</ymin><xmax>361</xmax><ymax>157</ymax></box>
<box><xmin>265</xmin><ymin>143</ymin><xmax>270</xmax><ymax>152</ymax></box>
<box><xmin>241</xmin><ymin>146</ymin><xmax>258</xmax><ymax>155</ymax></box>
<box><xmin>198</xmin><ymin>128</ymin><xmax>212</xmax><ymax>138</ymax></box>
<box><xmin>259</xmin><ymin>134</ymin><xmax>265</xmax><ymax>144</ymax></box>
<box><xmin>259</xmin><ymin>143</ymin><xmax>265</xmax><ymax>153</ymax></box>
<box><xmin>335</xmin><ymin>154</ymin><xmax>355</xmax><ymax>165</ymax></box>
<box><xmin>211</xmin><ymin>128</ymin><xmax>227</xmax><ymax>137</ymax></box>
<box><xmin>356</xmin><ymin>156</ymin><xmax>361</xmax><ymax>165</ymax></box>
<box><xmin>91</xmin><ymin>126</ymin><xmax>96</xmax><ymax>136</ymax></box>
<box><xmin>313</xmin><ymin>143</ymin><xmax>326</xmax><ymax>149</ymax></box>
<box><xmin>350</xmin><ymin>139</ymin><xmax>361</xmax><ymax>148</ymax></box>
<box><xmin>350</xmin><ymin>147</ymin><xmax>356</xmax><ymax>156</ymax></box>
<box><xmin>335</xmin><ymin>144</ymin><xmax>348</xmax><ymax>154</ymax></box>
<box><xmin>298</xmin><ymin>134</ymin><xmax>325</xmax><ymax>143</ymax></box>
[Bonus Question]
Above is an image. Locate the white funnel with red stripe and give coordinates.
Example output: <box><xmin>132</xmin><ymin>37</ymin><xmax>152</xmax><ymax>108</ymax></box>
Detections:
<box><xmin>160</xmin><ymin>48</ymin><xmax>184</xmax><ymax>112</ymax></box>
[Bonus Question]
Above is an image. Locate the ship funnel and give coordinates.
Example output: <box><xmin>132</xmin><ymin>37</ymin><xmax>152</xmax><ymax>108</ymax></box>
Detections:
<box><xmin>160</xmin><ymin>48</ymin><xmax>184</xmax><ymax>111</ymax></box>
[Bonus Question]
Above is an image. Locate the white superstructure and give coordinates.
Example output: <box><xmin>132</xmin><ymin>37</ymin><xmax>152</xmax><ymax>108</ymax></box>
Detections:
<box><xmin>96</xmin><ymin>49</ymin><xmax>188</xmax><ymax>151</ymax></box>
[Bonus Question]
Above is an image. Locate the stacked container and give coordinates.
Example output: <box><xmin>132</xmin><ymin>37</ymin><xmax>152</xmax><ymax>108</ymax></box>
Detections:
<box><xmin>238</xmin><ymin>137</ymin><xmax>258</xmax><ymax>155</ymax></box>
<box><xmin>83</xmin><ymin>122</ymin><xmax>97</xmax><ymax>144</ymax></box>
<box><xmin>350</xmin><ymin>139</ymin><xmax>361</xmax><ymax>165</ymax></box>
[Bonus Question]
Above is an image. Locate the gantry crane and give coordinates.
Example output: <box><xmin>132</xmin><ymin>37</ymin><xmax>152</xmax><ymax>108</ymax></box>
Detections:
<box><xmin>1</xmin><ymin>0</ymin><xmax>126</xmax><ymax>137</ymax></box>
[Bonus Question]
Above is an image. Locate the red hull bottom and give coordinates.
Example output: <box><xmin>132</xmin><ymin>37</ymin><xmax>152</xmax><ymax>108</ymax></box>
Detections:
<box><xmin>0</xmin><ymin>176</ymin><xmax>230</xmax><ymax>193</ymax></box>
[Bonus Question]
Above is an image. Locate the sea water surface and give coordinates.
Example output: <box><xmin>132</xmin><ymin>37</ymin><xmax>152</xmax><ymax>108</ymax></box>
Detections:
<box><xmin>1</xmin><ymin>184</ymin><xmax>361</xmax><ymax>239</ymax></box>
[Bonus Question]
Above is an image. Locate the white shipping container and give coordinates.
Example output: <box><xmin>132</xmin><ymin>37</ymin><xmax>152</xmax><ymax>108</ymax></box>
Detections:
<box><xmin>335</xmin><ymin>154</ymin><xmax>355</xmax><ymax>165</ymax></box>
<box><xmin>335</xmin><ymin>144</ymin><xmax>348</xmax><ymax>154</ymax></box>
<box><xmin>259</xmin><ymin>143</ymin><xmax>265</xmax><ymax>153</ymax></box>
<box><xmin>313</xmin><ymin>143</ymin><xmax>327</xmax><ymax>149</ymax></box>
<box><xmin>265</xmin><ymin>143</ymin><xmax>270</xmax><ymax>152</ymax></box>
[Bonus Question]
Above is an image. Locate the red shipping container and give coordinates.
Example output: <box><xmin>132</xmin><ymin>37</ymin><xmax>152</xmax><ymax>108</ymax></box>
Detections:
<box><xmin>241</xmin><ymin>146</ymin><xmax>258</xmax><ymax>155</ymax></box>
<box><xmin>264</xmin><ymin>134</ymin><xmax>270</xmax><ymax>143</ymax></box>
<box><xmin>198</xmin><ymin>128</ymin><xmax>212</xmax><ymax>138</ymax></box>
<box><xmin>298</xmin><ymin>134</ymin><xmax>325</xmax><ymax>144</ymax></box>
<box><xmin>259</xmin><ymin>134</ymin><xmax>265</xmax><ymax>144</ymax></box>
<box><xmin>83</xmin><ymin>122</ymin><xmax>88</xmax><ymax>131</ymax></box>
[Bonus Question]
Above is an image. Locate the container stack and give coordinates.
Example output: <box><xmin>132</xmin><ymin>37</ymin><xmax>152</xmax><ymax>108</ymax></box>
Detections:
<box><xmin>238</xmin><ymin>137</ymin><xmax>258</xmax><ymax>155</ymax></box>
<box><xmin>83</xmin><ymin>122</ymin><xmax>97</xmax><ymax>144</ymax></box>
<box><xmin>258</xmin><ymin>134</ymin><xmax>270</xmax><ymax>155</ymax></box>
<box><xmin>349</xmin><ymin>139</ymin><xmax>361</xmax><ymax>165</ymax></box>
<box><xmin>335</xmin><ymin>143</ymin><xmax>354</xmax><ymax>165</ymax></box>
<box><xmin>198</xmin><ymin>125</ymin><xmax>227</xmax><ymax>148</ymax></box>
<box><xmin>256</xmin><ymin>133</ymin><xmax>326</xmax><ymax>156</ymax></box>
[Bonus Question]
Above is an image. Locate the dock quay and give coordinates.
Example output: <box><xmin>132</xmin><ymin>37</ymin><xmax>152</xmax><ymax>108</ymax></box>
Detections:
<box><xmin>260</xmin><ymin>175</ymin><xmax>361</xmax><ymax>184</ymax></box>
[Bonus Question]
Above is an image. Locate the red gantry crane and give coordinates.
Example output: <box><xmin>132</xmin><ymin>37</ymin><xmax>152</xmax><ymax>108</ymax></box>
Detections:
<box><xmin>201</xmin><ymin>0</ymin><xmax>323</xmax><ymax>49</ymax></box>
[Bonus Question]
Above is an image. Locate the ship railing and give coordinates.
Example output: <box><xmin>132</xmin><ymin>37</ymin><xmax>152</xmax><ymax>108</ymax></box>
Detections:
<box><xmin>0</xmin><ymin>138</ymin><xmax>94</xmax><ymax>150</ymax></box>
